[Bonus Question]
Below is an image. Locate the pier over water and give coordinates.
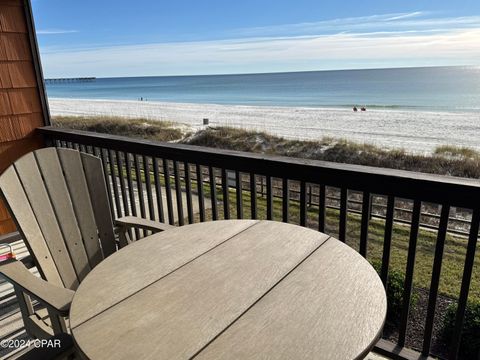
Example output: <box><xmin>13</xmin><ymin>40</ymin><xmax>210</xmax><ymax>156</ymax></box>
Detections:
<box><xmin>45</xmin><ymin>77</ymin><xmax>96</xmax><ymax>84</ymax></box>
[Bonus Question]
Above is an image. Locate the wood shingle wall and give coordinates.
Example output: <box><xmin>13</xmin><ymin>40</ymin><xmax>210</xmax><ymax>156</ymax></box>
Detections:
<box><xmin>0</xmin><ymin>0</ymin><xmax>49</xmax><ymax>234</ymax></box>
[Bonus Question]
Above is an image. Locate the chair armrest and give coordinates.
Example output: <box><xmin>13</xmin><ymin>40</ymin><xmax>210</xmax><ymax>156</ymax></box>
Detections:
<box><xmin>0</xmin><ymin>260</ymin><xmax>73</xmax><ymax>316</ymax></box>
<box><xmin>115</xmin><ymin>216</ymin><xmax>175</xmax><ymax>232</ymax></box>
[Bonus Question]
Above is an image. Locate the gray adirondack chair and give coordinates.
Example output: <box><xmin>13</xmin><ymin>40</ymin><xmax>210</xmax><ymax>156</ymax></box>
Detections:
<box><xmin>0</xmin><ymin>147</ymin><xmax>173</xmax><ymax>339</ymax></box>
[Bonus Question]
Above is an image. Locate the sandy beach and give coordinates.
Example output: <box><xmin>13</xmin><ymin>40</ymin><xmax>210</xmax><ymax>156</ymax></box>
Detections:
<box><xmin>48</xmin><ymin>98</ymin><xmax>480</xmax><ymax>154</ymax></box>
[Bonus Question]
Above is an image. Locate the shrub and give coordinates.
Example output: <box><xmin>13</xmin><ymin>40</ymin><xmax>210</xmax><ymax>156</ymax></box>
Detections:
<box><xmin>371</xmin><ymin>261</ymin><xmax>417</xmax><ymax>324</ymax></box>
<box><xmin>443</xmin><ymin>301</ymin><xmax>480</xmax><ymax>359</ymax></box>
<box><xmin>434</xmin><ymin>145</ymin><xmax>480</xmax><ymax>160</ymax></box>
<box><xmin>52</xmin><ymin>116</ymin><xmax>184</xmax><ymax>142</ymax></box>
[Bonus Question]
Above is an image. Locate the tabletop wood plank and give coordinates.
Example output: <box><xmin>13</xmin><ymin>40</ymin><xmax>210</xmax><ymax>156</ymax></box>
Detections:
<box><xmin>195</xmin><ymin>238</ymin><xmax>387</xmax><ymax>360</ymax></box>
<box><xmin>71</xmin><ymin>221</ymin><xmax>329</xmax><ymax>360</ymax></box>
<box><xmin>70</xmin><ymin>219</ymin><xmax>259</xmax><ymax>327</ymax></box>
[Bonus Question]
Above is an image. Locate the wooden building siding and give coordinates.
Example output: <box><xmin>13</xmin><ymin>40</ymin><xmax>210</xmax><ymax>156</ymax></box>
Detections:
<box><xmin>0</xmin><ymin>0</ymin><xmax>49</xmax><ymax>234</ymax></box>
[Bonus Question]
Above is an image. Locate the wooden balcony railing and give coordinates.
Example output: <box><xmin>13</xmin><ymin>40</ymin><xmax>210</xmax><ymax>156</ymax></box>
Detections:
<box><xmin>36</xmin><ymin>126</ymin><xmax>480</xmax><ymax>360</ymax></box>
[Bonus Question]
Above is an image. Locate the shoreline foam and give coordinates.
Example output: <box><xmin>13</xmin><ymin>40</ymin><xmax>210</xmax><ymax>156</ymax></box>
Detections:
<box><xmin>48</xmin><ymin>98</ymin><xmax>480</xmax><ymax>154</ymax></box>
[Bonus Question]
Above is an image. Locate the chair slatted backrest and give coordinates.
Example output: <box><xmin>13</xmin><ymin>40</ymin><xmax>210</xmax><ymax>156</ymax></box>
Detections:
<box><xmin>0</xmin><ymin>148</ymin><xmax>116</xmax><ymax>290</ymax></box>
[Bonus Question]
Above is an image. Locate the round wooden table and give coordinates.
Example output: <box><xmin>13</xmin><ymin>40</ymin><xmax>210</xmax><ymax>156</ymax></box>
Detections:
<box><xmin>70</xmin><ymin>220</ymin><xmax>386</xmax><ymax>360</ymax></box>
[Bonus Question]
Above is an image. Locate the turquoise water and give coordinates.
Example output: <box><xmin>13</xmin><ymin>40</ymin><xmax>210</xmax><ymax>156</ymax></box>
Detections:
<box><xmin>46</xmin><ymin>66</ymin><xmax>480</xmax><ymax>112</ymax></box>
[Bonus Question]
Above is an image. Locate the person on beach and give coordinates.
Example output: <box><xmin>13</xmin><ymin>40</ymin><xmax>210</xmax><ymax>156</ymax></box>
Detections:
<box><xmin>353</xmin><ymin>106</ymin><xmax>358</xmax><ymax>112</ymax></box>
<box><xmin>361</xmin><ymin>106</ymin><xmax>366</xmax><ymax>111</ymax></box>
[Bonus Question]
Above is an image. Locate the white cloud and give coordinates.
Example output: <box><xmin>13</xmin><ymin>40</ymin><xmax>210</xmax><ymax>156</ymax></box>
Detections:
<box><xmin>39</xmin><ymin>14</ymin><xmax>480</xmax><ymax>77</ymax></box>
<box><xmin>229</xmin><ymin>12</ymin><xmax>480</xmax><ymax>37</ymax></box>
<box><xmin>384</xmin><ymin>12</ymin><xmax>424</xmax><ymax>21</ymax></box>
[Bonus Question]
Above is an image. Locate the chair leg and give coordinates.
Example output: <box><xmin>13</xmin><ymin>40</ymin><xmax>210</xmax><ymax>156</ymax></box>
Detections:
<box><xmin>48</xmin><ymin>309</ymin><xmax>68</xmax><ymax>335</ymax></box>
<box><xmin>14</xmin><ymin>285</ymin><xmax>35</xmax><ymax>332</ymax></box>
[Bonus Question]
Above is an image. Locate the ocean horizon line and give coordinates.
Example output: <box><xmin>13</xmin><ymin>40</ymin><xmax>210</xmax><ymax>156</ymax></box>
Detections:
<box><xmin>46</xmin><ymin>64</ymin><xmax>480</xmax><ymax>80</ymax></box>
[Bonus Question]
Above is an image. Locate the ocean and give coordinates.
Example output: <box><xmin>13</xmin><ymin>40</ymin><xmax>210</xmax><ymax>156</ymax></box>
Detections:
<box><xmin>46</xmin><ymin>66</ymin><xmax>480</xmax><ymax>112</ymax></box>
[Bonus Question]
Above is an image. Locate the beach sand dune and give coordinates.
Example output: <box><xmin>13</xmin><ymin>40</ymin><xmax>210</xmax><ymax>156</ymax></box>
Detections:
<box><xmin>49</xmin><ymin>98</ymin><xmax>480</xmax><ymax>154</ymax></box>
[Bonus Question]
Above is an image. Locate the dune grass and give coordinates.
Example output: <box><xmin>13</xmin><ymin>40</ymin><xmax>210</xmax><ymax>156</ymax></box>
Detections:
<box><xmin>184</xmin><ymin>127</ymin><xmax>480</xmax><ymax>179</ymax></box>
<box><xmin>52</xmin><ymin>116</ymin><xmax>184</xmax><ymax>142</ymax></box>
<box><xmin>434</xmin><ymin>145</ymin><xmax>480</xmax><ymax>160</ymax></box>
<box><xmin>53</xmin><ymin>115</ymin><xmax>480</xmax><ymax>179</ymax></box>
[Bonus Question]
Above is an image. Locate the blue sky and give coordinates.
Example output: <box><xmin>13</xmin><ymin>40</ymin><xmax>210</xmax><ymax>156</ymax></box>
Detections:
<box><xmin>32</xmin><ymin>0</ymin><xmax>480</xmax><ymax>77</ymax></box>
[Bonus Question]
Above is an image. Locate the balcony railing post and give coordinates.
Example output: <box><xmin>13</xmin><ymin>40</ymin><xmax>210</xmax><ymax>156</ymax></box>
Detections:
<box><xmin>380</xmin><ymin>195</ymin><xmax>395</xmax><ymax>287</ymax></box>
<box><xmin>196</xmin><ymin>164</ymin><xmax>206</xmax><ymax>222</ymax></box>
<box><xmin>448</xmin><ymin>208</ymin><xmax>480</xmax><ymax>359</ymax></box>
<box><xmin>339</xmin><ymin>188</ymin><xmax>348</xmax><ymax>242</ymax></box>
<box><xmin>163</xmin><ymin>159</ymin><xmax>175</xmax><ymax>225</ymax></box>
<box><xmin>235</xmin><ymin>171</ymin><xmax>243</xmax><ymax>219</ymax></box>
<box><xmin>398</xmin><ymin>200</ymin><xmax>422</xmax><ymax>347</ymax></box>
<box><xmin>99</xmin><ymin>148</ymin><xmax>115</xmax><ymax>218</ymax></box>
<box><xmin>282</xmin><ymin>178</ymin><xmax>289</xmax><ymax>223</ymax></box>
<box><xmin>173</xmin><ymin>161</ymin><xmax>184</xmax><ymax>225</ymax></box>
<box><xmin>209</xmin><ymin>166</ymin><xmax>218</xmax><ymax>220</ymax></box>
<box><xmin>184</xmin><ymin>162</ymin><xmax>194</xmax><ymax>224</ymax></box>
<box><xmin>359</xmin><ymin>191</ymin><xmax>371</xmax><ymax>258</ymax></box>
<box><xmin>266</xmin><ymin>176</ymin><xmax>273</xmax><ymax>220</ymax></box>
<box><xmin>116</xmin><ymin>151</ymin><xmax>129</xmax><ymax>218</ymax></box>
<box><xmin>133</xmin><ymin>155</ymin><xmax>147</xmax><ymax>236</ymax></box>
<box><xmin>318</xmin><ymin>185</ymin><xmax>326</xmax><ymax>232</ymax></box>
<box><xmin>143</xmin><ymin>156</ymin><xmax>155</xmax><ymax>221</ymax></box>
<box><xmin>124</xmin><ymin>152</ymin><xmax>140</xmax><ymax>239</ymax></box>
<box><xmin>300</xmin><ymin>181</ymin><xmax>307</xmax><ymax>226</ymax></box>
<box><xmin>422</xmin><ymin>204</ymin><xmax>450</xmax><ymax>355</ymax></box>
<box><xmin>221</xmin><ymin>168</ymin><xmax>230</xmax><ymax>220</ymax></box>
<box><xmin>250</xmin><ymin>173</ymin><xmax>257</xmax><ymax>219</ymax></box>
